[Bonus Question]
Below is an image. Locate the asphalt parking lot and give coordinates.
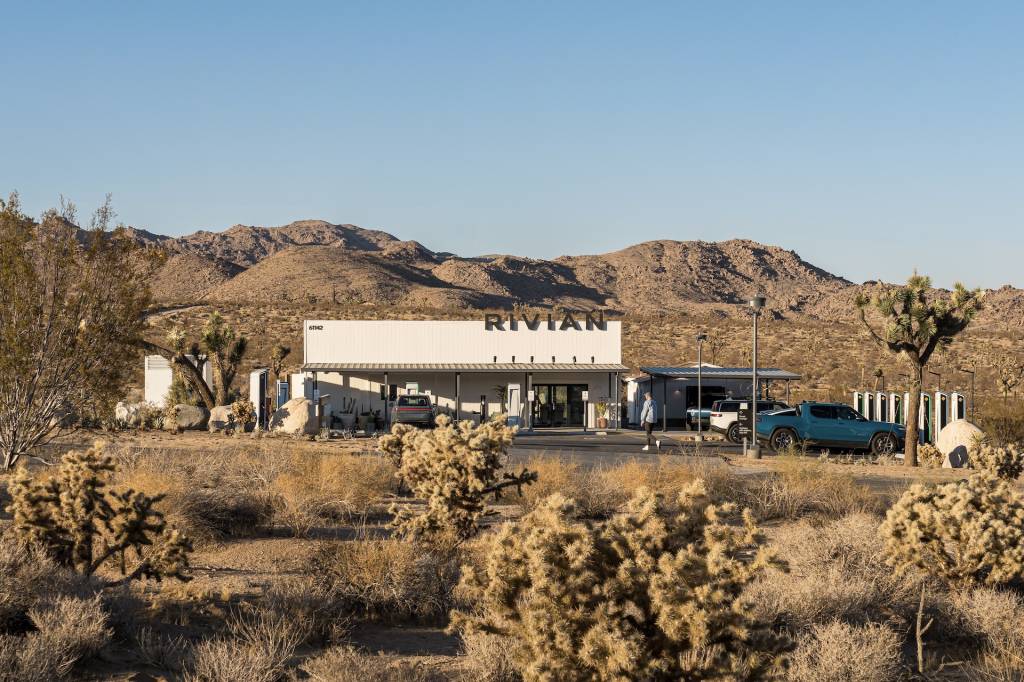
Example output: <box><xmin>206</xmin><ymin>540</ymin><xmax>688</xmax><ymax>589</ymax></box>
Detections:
<box><xmin>510</xmin><ymin>428</ymin><xmax>741</xmax><ymax>467</ymax></box>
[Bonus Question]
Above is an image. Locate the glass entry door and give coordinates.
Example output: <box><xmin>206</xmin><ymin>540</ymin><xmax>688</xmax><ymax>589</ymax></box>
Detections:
<box><xmin>532</xmin><ymin>384</ymin><xmax>587</xmax><ymax>427</ymax></box>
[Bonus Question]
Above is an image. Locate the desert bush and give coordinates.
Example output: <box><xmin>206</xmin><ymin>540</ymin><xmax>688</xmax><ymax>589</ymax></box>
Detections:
<box><xmin>977</xmin><ymin>399</ymin><xmax>1024</xmax><ymax>447</ymax></box>
<box><xmin>117</xmin><ymin>446</ymin><xmax>276</xmax><ymax>544</ymax></box>
<box><xmin>786</xmin><ymin>620</ymin><xmax>901</xmax><ymax>682</ymax></box>
<box><xmin>271</xmin><ymin>452</ymin><xmax>396</xmax><ymax>535</ymax></box>
<box><xmin>452</xmin><ymin>484</ymin><xmax>788</xmax><ymax>681</ymax></box>
<box><xmin>231</xmin><ymin>399</ymin><xmax>257</xmax><ymax>430</ymax></box>
<box><xmin>0</xmin><ymin>595</ymin><xmax>111</xmax><ymax>681</ymax></box>
<box><xmin>311</xmin><ymin>536</ymin><xmax>459</xmax><ymax>623</ymax></box>
<box><xmin>969</xmin><ymin>442</ymin><xmax>1024</xmax><ymax>479</ymax></box>
<box><xmin>748</xmin><ymin>513</ymin><xmax>920</xmax><ymax>632</ymax></box>
<box><xmin>186</xmin><ymin>606</ymin><xmax>308</xmax><ymax>682</ymax></box>
<box><xmin>6</xmin><ymin>443</ymin><xmax>191</xmax><ymax>582</ymax></box>
<box><xmin>743</xmin><ymin>461</ymin><xmax>881</xmax><ymax>521</ymax></box>
<box><xmin>917</xmin><ymin>442</ymin><xmax>944</xmax><ymax>468</ymax></box>
<box><xmin>460</xmin><ymin>631</ymin><xmax>522</xmax><ymax>682</ymax></box>
<box><xmin>379</xmin><ymin>415</ymin><xmax>535</xmax><ymax>540</ymax></box>
<box><xmin>881</xmin><ymin>473</ymin><xmax>1024</xmax><ymax>587</ymax></box>
<box><xmin>264</xmin><ymin>576</ymin><xmax>351</xmax><ymax>645</ymax></box>
<box><xmin>302</xmin><ymin>646</ymin><xmax>446</xmax><ymax>682</ymax></box>
<box><xmin>950</xmin><ymin>587</ymin><xmax>1024</xmax><ymax>679</ymax></box>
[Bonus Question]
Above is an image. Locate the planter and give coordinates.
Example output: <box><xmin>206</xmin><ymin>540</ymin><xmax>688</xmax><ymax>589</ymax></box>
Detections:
<box><xmin>339</xmin><ymin>413</ymin><xmax>356</xmax><ymax>429</ymax></box>
<box><xmin>357</xmin><ymin>414</ymin><xmax>370</xmax><ymax>431</ymax></box>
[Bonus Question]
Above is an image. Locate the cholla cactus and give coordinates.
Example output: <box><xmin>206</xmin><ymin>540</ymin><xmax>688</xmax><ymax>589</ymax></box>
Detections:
<box><xmin>6</xmin><ymin>442</ymin><xmax>191</xmax><ymax>582</ymax></box>
<box><xmin>451</xmin><ymin>484</ymin><xmax>788</xmax><ymax>681</ymax></box>
<box><xmin>378</xmin><ymin>415</ymin><xmax>536</xmax><ymax>540</ymax></box>
<box><xmin>231</xmin><ymin>399</ymin><xmax>256</xmax><ymax>428</ymax></box>
<box><xmin>917</xmin><ymin>443</ymin><xmax>944</xmax><ymax>468</ymax></box>
<box><xmin>880</xmin><ymin>472</ymin><xmax>1024</xmax><ymax>586</ymax></box>
<box><xmin>969</xmin><ymin>442</ymin><xmax>1024</xmax><ymax>480</ymax></box>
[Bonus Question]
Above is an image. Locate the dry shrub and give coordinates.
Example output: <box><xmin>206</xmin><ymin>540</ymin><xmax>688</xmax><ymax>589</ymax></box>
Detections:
<box><xmin>264</xmin><ymin>576</ymin><xmax>351</xmax><ymax>645</ymax></box>
<box><xmin>186</xmin><ymin>606</ymin><xmax>308</xmax><ymax>682</ymax></box>
<box><xmin>748</xmin><ymin>513</ymin><xmax>920</xmax><ymax>632</ymax></box>
<box><xmin>882</xmin><ymin>473</ymin><xmax>1024</xmax><ymax>587</ymax></box>
<box><xmin>744</xmin><ymin>460</ymin><xmax>882</xmax><ymax>521</ymax></box>
<box><xmin>271</xmin><ymin>452</ymin><xmax>396</xmax><ymax>536</ymax></box>
<box><xmin>0</xmin><ymin>595</ymin><xmax>111</xmax><ymax>681</ymax></box>
<box><xmin>521</xmin><ymin>457</ymin><xmax>742</xmax><ymax>519</ymax></box>
<box><xmin>302</xmin><ymin>646</ymin><xmax>446</xmax><ymax>682</ymax></box>
<box><xmin>453</xmin><ymin>484</ymin><xmax>787</xmax><ymax>681</ymax></box>
<box><xmin>950</xmin><ymin>587</ymin><xmax>1024</xmax><ymax>679</ymax></box>
<box><xmin>977</xmin><ymin>399</ymin><xmax>1024</xmax><ymax>446</ymax></box>
<box><xmin>918</xmin><ymin>442</ymin><xmax>944</xmax><ymax>468</ymax></box>
<box><xmin>460</xmin><ymin>631</ymin><xmax>522</xmax><ymax>682</ymax></box>
<box><xmin>311</xmin><ymin>536</ymin><xmax>459</xmax><ymax>623</ymax></box>
<box><xmin>786</xmin><ymin>620</ymin><xmax>901</xmax><ymax>682</ymax></box>
<box><xmin>117</xmin><ymin>446</ymin><xmax>276</xmax><ymax>544</ymax></box>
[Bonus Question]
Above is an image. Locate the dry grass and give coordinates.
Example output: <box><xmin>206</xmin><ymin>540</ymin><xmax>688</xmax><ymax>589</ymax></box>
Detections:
<box><xmin>310</xmin><ymin>535</ymin><xmax>459</xmax><ymax>623</ymax></box>
<box><xmin>787</xmin><ymin>620</ymin><xmax>902</xmax><ymax>682</ymax></box>
<box><xmin>742</xmin><ymin>458</ymin><xmax>883</xmax><ymax>521</ymax></box>
<box><xmin>459</xmin><ymin>631</ymin><xmax>521</xmax><ymax>682</ymax></box>
<box><xmin>517</xmin><ymin>456</ymin><xmax>742</xmax><ymax>518</ymax></box>
<box><xmin>186</xmin><ymin>606</ymin><xmax>309</xmax><ymax>682</ymax></box>
<box><xmin>271</xmin><ymin>451</ymin><xmax>396</xmax><ymax>536</ymax></box>
<box><xmin>950</xmin><ymin>587</ymin><xmax>1024</xmax><ymax>680</ymax></box>
<box><xmin>0</xmin><ymin>595</ymin><xmax>111</xmax><ymax>681</ymax></box>
<box><xmin>302</xmin><ymin>646</ymin><xmax>448</xmax><ymax>682</ymax></box>
<box><xmin>748</xmin><ymin>512</ymin><xmax>920</xmax><ymax>633</ymax></box>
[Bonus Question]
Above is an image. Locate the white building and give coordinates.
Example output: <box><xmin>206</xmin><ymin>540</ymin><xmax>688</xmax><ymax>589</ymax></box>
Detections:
<box><xmin>143</xmin><ymin>355</ymin><xmax>212</xmax><ymax>407</ymax></box>
<box><xmin>293</xmin><ymin>315</ymin><xmax>628</xmax><ymax>429</ymax></box>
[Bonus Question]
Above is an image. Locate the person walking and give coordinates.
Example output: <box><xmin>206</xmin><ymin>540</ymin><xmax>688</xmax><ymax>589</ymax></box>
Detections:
<box><xmin>639</xmin><ymin>391</ymin><xmax>660</xmax><ymax>451</ymax></box>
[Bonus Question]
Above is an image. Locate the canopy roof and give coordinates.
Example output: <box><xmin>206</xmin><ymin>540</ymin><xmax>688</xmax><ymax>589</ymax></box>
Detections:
<box><xmin>302</xmin><ymin>362</ymin><xmax>629</xmax><ymax>373</ymax></box>
<box><xmin>640</xmin><ymin>366</ymin><xmax>801</xmax><ymax>380</ymax></box>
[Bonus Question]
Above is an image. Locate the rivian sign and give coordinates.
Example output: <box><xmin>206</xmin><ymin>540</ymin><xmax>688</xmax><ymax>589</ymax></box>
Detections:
<box><xmin>484</xmin><ymin>310</ymin><xmax>607</xmax><ymax>331</ymax></box>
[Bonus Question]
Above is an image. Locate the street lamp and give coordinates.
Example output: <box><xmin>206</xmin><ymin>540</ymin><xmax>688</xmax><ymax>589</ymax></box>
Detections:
<box><xmin>748</xmin><ymin>295</ymin><xmax>766</xmax><ymax>459</ymax></box>
<box><xmin>696</xmin><ymin>332</ymin><xmax>707</xmax><ymax>442</ymax></box>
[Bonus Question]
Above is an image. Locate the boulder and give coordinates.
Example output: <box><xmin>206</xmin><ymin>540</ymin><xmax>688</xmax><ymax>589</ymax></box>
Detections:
<box><xmin>208</xmin><ymin>405</ymin><xmax>235</xmax><ymax>433</ymax></box>
<box><xmin>270</xmin><ymin>397</ymin><xmax>318</xmax><ymax>435</ymax></box>
<box><xmin>936</xmin><ymin>420</ymin><xmax>985</xmax><ymax>469</ymax></box>
<box><xmin>173</xmin><ymin>404</ymin><xmax>209</xmax><ymax>430</ymax></box>
<box><xmin>114</xmin><ymin>401</ymin><xmax>141</xmax><ymax>427</ymax></box>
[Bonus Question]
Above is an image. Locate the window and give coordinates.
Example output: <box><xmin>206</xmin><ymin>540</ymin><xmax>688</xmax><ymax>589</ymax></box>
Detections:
<box><xmin>809</xmin><ymin>405</ymin><xmax>836</xmax><ymax>419</ymax></box>
<box><xmin>398</xmin><ymin>396</ymin><xmax>430</xmax><ymax>407</ymax></box>
<box><xmin>836</xmin><ymin>406</ymin><xmax>865</xmax><ymax>421</ymax></box>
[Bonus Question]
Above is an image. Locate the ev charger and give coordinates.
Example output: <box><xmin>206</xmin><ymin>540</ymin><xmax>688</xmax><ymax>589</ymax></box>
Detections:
<box><xmin>920</xmin><ymin>393</ymin><xmax>934</xmax><ymax>443</ymax></box>
<box><xmin>889</xmin><ymin>392</ymin><xmax>903</xmax><ymax>424</ymax></box>
<box><xmin>934</xmin><ymin>391</ymin><xmax>950</xmax><ymax>437</ymax></box>
<box><xmin>951</xmin><ymin>392</ymin><xmax>967</xmax><ymax>421</ymax></box>
<box><xmin>876</xmin><ymin>392</ymin><xmax>888</xmax><ymax>424</ymax></box>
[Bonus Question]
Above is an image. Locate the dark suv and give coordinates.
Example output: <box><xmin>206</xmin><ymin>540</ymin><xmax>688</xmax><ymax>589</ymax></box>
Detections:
<box><xmin>392</xmin><ymin>394</ymin><xmax>436</xmax><ymax>427</ymax></box>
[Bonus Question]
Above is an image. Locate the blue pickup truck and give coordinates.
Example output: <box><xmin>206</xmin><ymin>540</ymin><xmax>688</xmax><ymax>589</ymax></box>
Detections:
<box><xmin>755</xmin><ymin>402</ymin><xmax>905</xmax><ymax>455</ymax></box>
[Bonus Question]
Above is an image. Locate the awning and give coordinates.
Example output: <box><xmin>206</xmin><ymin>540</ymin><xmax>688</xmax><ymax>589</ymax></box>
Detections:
<box><xmin>301</xmin><ymin>362</ymin><xmax>629</xmax><ymax>373</ymax></box>
<box><xmin>640</xmin><ymin>366</ymin><xmax>801</xmax><ymax>380</ymax></box>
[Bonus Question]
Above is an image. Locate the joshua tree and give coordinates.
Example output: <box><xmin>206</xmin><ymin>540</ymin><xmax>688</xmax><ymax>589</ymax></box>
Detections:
<box><xmin>856</xmin><ymin>273</ymin><xmax>981</xmax><ymax>466</ymax></box>
<box><xmin>270</xmin><ymin>344</ymin><xmax>291</xmax><ymax>381</ymax></box>
<box><xmin>142</xmin><ymin>312</ymin><xmax>248</xmax><ymax>408</ymax></box>
<box><xmin>994</xmin><ymin>356</ymin><xmax>1024</xmax><ymax>403</ymax></box>
<box><xmin>0</xmin><ymin>194</ymin><xmax>157</xmax><ymax>470</ymax></box>
<box><xmin>704</xmin><ymin>329</ymin><xmax>725</xmax><ymax>365</ymax></box>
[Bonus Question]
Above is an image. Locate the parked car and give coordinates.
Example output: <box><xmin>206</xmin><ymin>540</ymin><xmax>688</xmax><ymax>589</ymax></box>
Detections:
<box><xmin>710</xmin><ymin>398</ymin><xmax>790</xmax><ymax>443</ymax></box>
<box><xmin>685</xmin><ymin>406</ymin><xmax>711</xmax><ymax>430</ymax></box>
<box><xmin>391</xmin><ymin>394</ymin><xmax>436</xmax><ymax>427</ymax></box>
<box><xmin>755</xmin><ymin>401</ymin><xmax>905</xmax><ymax>455</ymax></box>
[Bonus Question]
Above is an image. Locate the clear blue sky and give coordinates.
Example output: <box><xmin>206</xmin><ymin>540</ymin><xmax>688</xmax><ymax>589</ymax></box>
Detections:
<box><xmin>3</xmin><ymin>2</ymin><xmax>1022</xmax><ymax>289</ymax></box>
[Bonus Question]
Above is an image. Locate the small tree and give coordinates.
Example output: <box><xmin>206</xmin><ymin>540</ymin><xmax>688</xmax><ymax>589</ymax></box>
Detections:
<box><xmin>201</xmin><ymin>312</ymin><xmax>248</xmax><ymax>405</ymax></box>
<box><xmin>856</xmin><ymin>274</ymin><xmax>981</xmax><ymax>466</ymax></box>
<box><xmin>378</xmin><ymin>415</ymin><xmax>536</xmax><ymax>541</ymax></box>
<box><xmin>7</xmin><ymin>442</ymin><xmax>191</xmax><ymax>582</ymax></box>
<box><xmin>452</xmin><ymin>484</ymin><xmax>788</xmax><ymax>681</ymax></box>
<box><xmin>270</xmin><ymin>344</ymin><xmax>291</xmax><ymax>381</ymax></box>
<box><xmin>0</xmin><ymin>194</ymin><xmax>157</xmax><ymax>470</ymax></box>
<box><xmin>993</xmin><ymin>356</ymin><xmax>1024</xmax><ymax>404</ymax></box>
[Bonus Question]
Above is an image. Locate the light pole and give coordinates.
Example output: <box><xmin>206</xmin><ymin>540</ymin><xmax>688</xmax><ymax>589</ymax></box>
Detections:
<box><xmin>748</xmin><ymin>295</ymin><xmax>766</xmax><ymax>458</ymax></box>
<box><xmin>696</xmin><ymin>331</ymin><xmax>707</xmax><ymax>442</ymax></box>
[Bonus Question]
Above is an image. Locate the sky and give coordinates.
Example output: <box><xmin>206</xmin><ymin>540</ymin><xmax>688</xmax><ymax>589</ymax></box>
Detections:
<box><xmin>2</xmin><ymin>1</ymin><xmax>1022</xmax><ymax>289</ymax></box>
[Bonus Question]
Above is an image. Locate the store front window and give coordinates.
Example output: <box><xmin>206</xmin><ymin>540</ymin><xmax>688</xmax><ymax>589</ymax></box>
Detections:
<box><xmin>532</xmin><ymin>384</ymin><xmax>587</xmax><ymax>427</ymax></box>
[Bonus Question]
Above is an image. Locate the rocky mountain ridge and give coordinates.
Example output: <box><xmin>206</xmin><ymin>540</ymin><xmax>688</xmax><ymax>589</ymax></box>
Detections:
<box><xmin>126</xmin><ymin>219</ymin><xmax>1020</xmax><ymax>326</ymax></box>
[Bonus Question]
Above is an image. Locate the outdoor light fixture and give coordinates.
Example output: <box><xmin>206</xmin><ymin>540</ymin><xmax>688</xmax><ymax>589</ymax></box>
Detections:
<box><xmin>747</xmin><ymin>294</ymin><xmax>765</xmax><ymax>458</ymax></box>
<box><xmin>696</xmin><ymin>332</ymin><xmax>708</xmax><ymax>442</ymax></box>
